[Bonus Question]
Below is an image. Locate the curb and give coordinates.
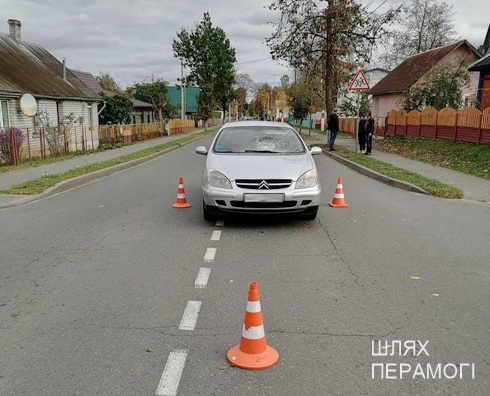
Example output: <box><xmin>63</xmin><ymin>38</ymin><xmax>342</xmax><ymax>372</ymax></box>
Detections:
<box><xmin>0</xmin><ymin>133</ymin><xmax>210</xmax><ymax>210</ymax></box>
<box><xmin>321</xmin><ymin>148</ymin><xmax>429</xmax><ymax>195</ymax></box>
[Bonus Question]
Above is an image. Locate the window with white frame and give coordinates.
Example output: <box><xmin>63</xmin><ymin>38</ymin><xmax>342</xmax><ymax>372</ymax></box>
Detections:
<box><xmin>0</xmin><ymin>100</ymin><xmax>10</xmax><ymax>127</ymax></box>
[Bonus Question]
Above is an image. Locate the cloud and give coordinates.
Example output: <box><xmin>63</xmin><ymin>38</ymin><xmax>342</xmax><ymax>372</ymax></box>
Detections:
<box><xmin>0</xmin><ymin>0</ymin><xmax>486</xmax><ymax>89</ymax></box>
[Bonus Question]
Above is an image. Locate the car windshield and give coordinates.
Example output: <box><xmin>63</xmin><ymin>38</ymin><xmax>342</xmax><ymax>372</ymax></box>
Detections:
<box><xmin>213</xmin><ymin>126</ymin><xmax>305</xmax><ymax>154</ymax></box>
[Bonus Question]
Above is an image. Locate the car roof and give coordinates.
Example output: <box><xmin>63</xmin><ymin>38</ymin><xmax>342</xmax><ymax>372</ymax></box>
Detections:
<box><xmin>221</xmin><ymin>121</ymin><xmax>295</xmax><ymax>129</ymax></box>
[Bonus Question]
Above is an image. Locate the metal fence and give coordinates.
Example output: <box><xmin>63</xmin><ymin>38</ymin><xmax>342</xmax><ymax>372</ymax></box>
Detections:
<box><xmin>0</xmin><ymin>118</ymin><xmax>227</xmax><ymax>165</ymax></box>
<box><xmin>0</xmin><ymin>125</ymin><xmax>98</xmax><ymax>165</ymax></box>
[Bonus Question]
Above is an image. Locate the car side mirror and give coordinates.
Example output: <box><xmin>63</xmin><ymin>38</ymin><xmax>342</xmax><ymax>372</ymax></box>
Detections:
<box><xmin>195</xmin><ymin>146</ymin><xmax>208</xmax><ymax>155</ymax></box>
<box><xmin>310</xmin><ymin>146</ymin><xmax>322</xmax><ymax>155</ymax></box>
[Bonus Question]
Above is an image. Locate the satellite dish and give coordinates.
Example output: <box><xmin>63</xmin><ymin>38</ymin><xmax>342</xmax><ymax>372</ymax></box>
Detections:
<box><xmin>19</xmin><ymin>94</ymin><xmax>38</xmax><ymax>117</ymax></box>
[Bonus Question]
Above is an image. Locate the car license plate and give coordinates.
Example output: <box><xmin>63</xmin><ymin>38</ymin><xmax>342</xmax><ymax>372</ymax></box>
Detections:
<box><xmin>243</xmin><ymin>193</ymin><xmax>284</xmax><ymax>203</ymax></box>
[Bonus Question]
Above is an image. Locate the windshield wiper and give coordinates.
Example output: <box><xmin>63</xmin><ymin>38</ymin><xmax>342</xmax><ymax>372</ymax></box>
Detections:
<box><xmin>244</xmin><ymin>150</ymin><xmax>280</xmax><ymax>153</ymax></box>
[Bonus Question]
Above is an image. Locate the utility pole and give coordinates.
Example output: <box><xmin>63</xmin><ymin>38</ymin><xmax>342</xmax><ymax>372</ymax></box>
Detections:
<box><xmin>180</xmin><ymin>63</ymin><xmax>185</xmax><ymax>120</ymax></box>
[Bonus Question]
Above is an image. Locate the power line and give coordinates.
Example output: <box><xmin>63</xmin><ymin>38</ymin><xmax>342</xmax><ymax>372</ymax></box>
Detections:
<box><xmin>236</xmin><ymin>57</ymin><xmax>273</xmax><ymax>65</ymax></box>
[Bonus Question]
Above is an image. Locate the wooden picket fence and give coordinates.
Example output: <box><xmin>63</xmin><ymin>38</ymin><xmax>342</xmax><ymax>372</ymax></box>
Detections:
<box><xmin>386</xmin><ymin>107</ymin><xmax>490</xmax><ymax>144</ymax></box>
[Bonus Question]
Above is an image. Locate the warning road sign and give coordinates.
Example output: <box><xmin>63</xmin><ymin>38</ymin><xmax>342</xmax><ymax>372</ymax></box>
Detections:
<box><xmin>349</xmin><ymin>70</ymin><xmax>370</xmax><ymax>91</ymax></box>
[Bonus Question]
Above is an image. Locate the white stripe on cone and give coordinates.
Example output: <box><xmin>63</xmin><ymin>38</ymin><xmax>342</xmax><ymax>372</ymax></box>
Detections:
<box><xmin>242</xmin><ymin>324</ymin><xmax>265</xmax><ymax>340</ymax></box>
<box><xmin>177</xmin><ymin>193</ymin><xmax>186</xmax><ymax>198</ymax></box>
<box><xmin>336</xmin><ymin>184</ymin><xmax>343</xmax><ymax>189</ymax></box>
<box><xmin>246</xmin><ymin>300</ymin><xmax>261</xmax><ymax>313</ymax></box>
<box><xmin>334</xmin><ymin>193</ymin><xmax>345</xmax><ymax>199</ymax></box>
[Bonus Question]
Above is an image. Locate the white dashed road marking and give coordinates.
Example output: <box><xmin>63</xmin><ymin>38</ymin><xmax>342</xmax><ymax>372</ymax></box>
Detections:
<box><xmin>215</xmin><ymin>220</ymin><xmax>225</xmax><ymax>227</ymax></box>
<box><xmin>210</xmin><ymin>230</ymin><xmax>222</xmax><ymax>241</ymax></box>
<box><xmin>194</xmin><ymin>268</ymin><xmax>211</xmax><ymax>289</ymax></box>
<box><xmin>203</xmin><ymin>247</ymin><xmax>216</xmax><ymax>262</ymax></box>
<box><xmin>179</xmin><ymin>301</ymin><xmax>202</xmax><ymax>331</ymax></box>
<box><xmin>155</xmin><ymin>349</ymin><xmax>188</xmax><ymax>396</ymax></box>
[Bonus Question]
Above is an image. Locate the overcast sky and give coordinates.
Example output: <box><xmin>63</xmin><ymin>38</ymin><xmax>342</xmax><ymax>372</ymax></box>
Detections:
<box><xmin>1</xmin><ymin>0</ymin><xmax>488</xmax><ymax>89</ymax></box>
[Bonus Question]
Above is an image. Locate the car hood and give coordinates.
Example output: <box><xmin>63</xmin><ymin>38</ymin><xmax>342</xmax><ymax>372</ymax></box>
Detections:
<box><xmin>208</xmin><ymin>153</ymin><xmax>315</xmax><ymax>181</ymax></box>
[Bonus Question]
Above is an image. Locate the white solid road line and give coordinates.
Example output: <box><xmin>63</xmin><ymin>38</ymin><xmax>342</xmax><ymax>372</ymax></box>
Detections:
<box><xmin>155</xmin><ymin>349</ymin><xmax>188</xmax><ymax>396</ymax></box>
<box><xmin>215</xmin><ymin>220</ymin><xmax>225</xmax><ymax>227</ymax></box>
<box><xmin>203</xmin><ymin>247</ymin><xmax>216</xmax><ymax>262</ymax></box>
<box><xmin>179</xmin><ymin>301</ymin><xmax>202</xmax><ymax>331</ymax></box>
<box><xmin>195</xmin><ymin>268</ymin><xmax>211</xmax><ymax>289</ymax></box>
<box><xmin>210</xmin><ymin>230</ymin><xmax>222</xmax><ymax>241</ymax></box>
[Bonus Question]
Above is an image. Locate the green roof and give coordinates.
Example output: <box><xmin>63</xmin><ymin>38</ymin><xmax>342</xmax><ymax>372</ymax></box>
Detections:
<box><xmin>167</xmin><ymin>86</ymin><xmax>200</xmax><ymax>113</ymax></box>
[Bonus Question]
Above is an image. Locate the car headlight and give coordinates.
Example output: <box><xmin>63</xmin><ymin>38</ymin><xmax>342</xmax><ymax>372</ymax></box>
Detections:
<box><xmin>296</xmin><ymin>169</ymin><xmax>318</xmax><ymax>189</ymax></box>
<box><xmin>207</xmin><ymin>169</ymin><xmax>232</xmax><ymax>189</ymax></box>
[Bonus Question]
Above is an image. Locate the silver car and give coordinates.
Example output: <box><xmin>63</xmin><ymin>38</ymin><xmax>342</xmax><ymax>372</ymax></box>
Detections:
<box><xmin>195</xmin><ymin>121</ymin><xmax>322</xmax><ymax>220</ymax></box>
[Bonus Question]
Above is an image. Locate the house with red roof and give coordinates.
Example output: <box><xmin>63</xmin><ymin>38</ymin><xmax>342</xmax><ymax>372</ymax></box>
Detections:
<box><xmin>369</xmin><ymin>40</ymin><xmax>481</xmax><ymax>128</ymax></box>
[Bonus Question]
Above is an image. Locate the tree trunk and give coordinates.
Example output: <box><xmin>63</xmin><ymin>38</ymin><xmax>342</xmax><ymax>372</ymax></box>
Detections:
<box><xmin>158</xmin><ymin>107</ymin><xmax>165</xmax><ymax>136</ymax></box>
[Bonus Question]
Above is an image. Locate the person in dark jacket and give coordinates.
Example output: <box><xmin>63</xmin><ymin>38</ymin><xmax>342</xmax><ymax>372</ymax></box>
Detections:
<box><xmin>327</xmin><ymin>108</ymin><xmax>339</xmax><ymax>151</ymax></box>
<box><xmin>358</xmin><ymin>115</ymin><xmax>367</xmax><ymax>153</ymax></box>
<box><xmin>365</xmin><ymin>112</ymin><xmax>375</xmax><ymax>155</ymax></box>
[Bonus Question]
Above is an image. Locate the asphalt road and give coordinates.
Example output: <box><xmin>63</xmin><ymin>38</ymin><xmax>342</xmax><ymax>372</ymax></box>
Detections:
<box><xmin>0</xmin><ymin>135</ymin><xmax>489</xmax><ymax>395</ymax></box>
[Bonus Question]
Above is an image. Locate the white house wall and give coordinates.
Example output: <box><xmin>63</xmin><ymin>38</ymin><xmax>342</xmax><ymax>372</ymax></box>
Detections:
<box><xmin>4</xmin><ymin>98</ymin><xmax>100</xmax><ymax>156</ymax></box>
<box><xmin>7</xmin><ymin>98</ymin><xmax>34</xmax><ymax>129</ymax></box>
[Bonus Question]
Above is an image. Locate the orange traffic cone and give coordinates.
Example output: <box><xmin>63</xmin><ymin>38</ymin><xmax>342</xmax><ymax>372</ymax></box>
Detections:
<box><xmin>227</xmin><ymin>281</ymin><xmax>279</xmax><ymax>370</ymax></box>
<box><xmin>329</xmin><ymin>177</ymin><xmax>349</xmax><ymax>208</ymax></box>
<box><xmin>172</xmin><ymin>177</ymin><xmax>191</xmax><ymax>208</ymax></box>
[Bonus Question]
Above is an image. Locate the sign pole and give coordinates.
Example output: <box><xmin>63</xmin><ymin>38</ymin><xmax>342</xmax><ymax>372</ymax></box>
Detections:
<box><xmin>348</xmin><ymin>69</ymin><xmax>370</xmax><ymax>155</ymax></box>
<box><xmin>355</xmin><ymin>90</ymin><xmax>360</xmax><ymax>154</ymax></box>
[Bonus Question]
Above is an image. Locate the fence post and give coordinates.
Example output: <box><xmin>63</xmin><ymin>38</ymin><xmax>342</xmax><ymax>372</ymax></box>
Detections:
<box><xmin>477</xmin><ymin>112</ymin><xmax>483</xmax><ymax>144</ymax></box>
<box><xmin>40</xmin><ymin>128</ymin><xmax>46</xmax><ymax>159</ymax></box>
<box><xmin>453</xmin><ymin>112</ymin><xmax>459</xmax><ymax>142</ymax></box>
<box><xmin>10</xmin><ymin>128</ymin><xmax>17</xmax><ymax>165</ymax></box>
<box><xmin>418</xmin><ymin>114</ymin><xmax>421</xmax><ymax>137</ymax></box>
<box><xmin>53</xmin><ymin>127</ymin><xmax>58</xmax><ymax>156</ymax></box>
<box><xmin>434</xmin><ymin>111</ymin><xmax>438</xmax><ymax>139</ymax></box>
<box><xmin>27</xmin><ymin>128</ymin><xmax>31</xmax><ymax>161</ymax></box>
<box><xmin>393</xmin><ymin>112</ymin><xmax>396</xmax><ymax>136</ymax></box>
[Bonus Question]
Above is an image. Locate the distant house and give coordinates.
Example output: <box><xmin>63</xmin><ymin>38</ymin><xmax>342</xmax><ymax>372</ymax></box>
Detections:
<box><xmin>167</xmin><ymin>86</ymin><xmax>200</xmax><ymax>117</ymax></box>
<box><xmin>70</xmin><ymin>70</ymin><xmax>155</xmax><ymax>124</ymax></box>
<box><xmin>368</xmin><ymin>40</ymin><xmax>482</xmax><ymax>128</ymax></box>
<box><xmin>468</xmin><ymin>24</ymin><xmax>490</xmax><ymax>111</ymax></box>
<box><xmin>337</xmin><ymin>68</ymin><xmax>389</xmax><ymax>112</ymax></box>
<box><xmin>0</xmin><ymin>19</ymin><xmax>101</xmax><ymax>149</ymax></box>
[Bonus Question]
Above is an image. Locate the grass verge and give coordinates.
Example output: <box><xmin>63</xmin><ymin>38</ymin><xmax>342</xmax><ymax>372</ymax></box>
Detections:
<box><xmin>375</xmin><ymin>136</ymin><xmax>490</xmax><ymax>180</ymax></box>
<box><xmin>330</xmin><ymin>145</ymin><xmax>464</xmax><ymax>199</ymax></box>
<box><xmin>1</xmin><ymin>128</ymin><xmax>218</xmax><ymax>195</ymax></box>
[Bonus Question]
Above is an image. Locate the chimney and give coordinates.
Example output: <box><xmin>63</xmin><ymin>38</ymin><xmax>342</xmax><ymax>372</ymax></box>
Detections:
<box><xmin>8</xmin><ymin>19</ymin><xmax>21</xmax><ymax>41</ymax></box>
<box><xmin>62</xmin><ymin>58</ymin><xmax>67</xmax><ymax>80</ymax></box>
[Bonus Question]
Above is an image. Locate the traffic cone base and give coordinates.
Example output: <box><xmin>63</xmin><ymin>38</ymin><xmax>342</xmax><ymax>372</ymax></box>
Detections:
<box><xmin>226</xmin><ymin>344</ymin><xmax>279</xmax><ymax>370</ymax></box>
<box><xmin>172</xmin><ymin>177</ymin><xmax>191</xmax><ymax>208</ymax></box>
<box><xmin>329</xmin><ymin>176</ymin><xmax>349</xmax><ymax>208</ymax></box>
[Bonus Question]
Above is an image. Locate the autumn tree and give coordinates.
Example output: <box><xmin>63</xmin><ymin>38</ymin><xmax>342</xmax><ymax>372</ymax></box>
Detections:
<box><xmin>288</xmin><ymin>77</ymin><xmax>313</xmax><ymax>132</ymax></box>
<box><xmin>380</xmin><ymin>0</ymin><xmax>458</xmax><ymax>69</ymax></box>
<box><xmin>235</xmin><ymin>73</ymin><xmax>254</xmax><ymax>117</ymax></box>
<box><xmin>132</xmin><ymin>80</ymin><xmax>175</xmax><ymax>135</ymax></box>
<box><xmin>173</xmin><ymin>12</ymin><xmax>237</xmax><ymax>123</ymax></box>
<box><xmin>267</xmin><ymin>0</ymin><xmax>397</xmax><ymax>114</ymax></box>
<box><xmin>340</xmin><ymin>91</ymin><xmax>371</xmax><ymax>117</ymax></box>
<box><xmin>97</xmin><ymin>72</ymin><xmax>120</xmax><ymax>92</ymax></box>
<box><xmin>402</xmin><ymin>59</ymin><xmax>471</xmax><ymax>111</ymax></box>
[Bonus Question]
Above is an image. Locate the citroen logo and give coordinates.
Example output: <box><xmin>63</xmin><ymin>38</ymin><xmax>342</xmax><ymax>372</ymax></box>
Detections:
<box><xmin>258</xmin><ymin>180</ymin><xmax>269</xmax><ymax>189</ymax></box>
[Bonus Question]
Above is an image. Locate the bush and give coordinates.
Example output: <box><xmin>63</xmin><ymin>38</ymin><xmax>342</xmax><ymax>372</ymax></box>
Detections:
<box><xmin>0</xmin><ymin>127</ymin><xmax>24</xmax><ymax>164</ymax></box>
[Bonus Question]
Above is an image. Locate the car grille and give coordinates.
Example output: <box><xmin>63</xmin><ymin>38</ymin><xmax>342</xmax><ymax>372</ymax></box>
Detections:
<box><xmin>235</xmin><ymin>179</ymin><xmax>292</xmax><ymax>190</ymax></box>
<box><xmin>230</xmin><ymin>201</ymin><xmax>297</xmax><ymax>208</ymax></box>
